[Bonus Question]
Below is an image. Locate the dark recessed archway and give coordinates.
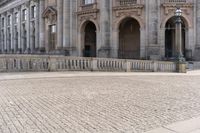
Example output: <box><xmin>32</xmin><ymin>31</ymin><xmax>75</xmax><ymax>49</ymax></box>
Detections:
<box><xmin>165</xmin><ymin>16</ymin><xmax>186</xmax><ymax>59</ymax></box>
<box><xmin>119</xmin><ymin>17</ymin><xmax>140</xmax><ymax>59</ymax></box>
<box><xmin>83</xmin><ymin>21</ymin><xmax>96</xmax><ymax>57</ymax></box>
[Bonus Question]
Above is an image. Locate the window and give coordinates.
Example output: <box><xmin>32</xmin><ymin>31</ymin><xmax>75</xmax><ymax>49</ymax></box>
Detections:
<box><xmin>2</xmin><ymin>18</ymin><xmax>5</xmax><ymax>27</ymax></box>
<box><xmin>1</xmin><ymin>30</ymin><xmax>5</xmax><ymax>50</ymax></box>
<box><xmin>22</xmin><ymin>9</ymin><xmax>27</xmax><ymax>21</ymax></box>
<box><xmin>7</xmin><ymin>28</ymin><xmax>11</xmax><ymax>51</ymax></box>
<box><xmin>83</xmin><ymin>0</ymin><xmax>95</xmax><ymax>5</ymax></box>
<box><xmin>22</xmin><ymin>24</ymin><xmax>27</xmax><ymax>50</ymax></box>
<box><xmin>14</xmin><ymin>13</ymin><xmax>19</xmax><ymax>24</ymax></box>
<box><xmin>14</xmin><ymin>26</ymin><xmax>18</xmax><ymax>49</ymax></box>
<box><xmin>31</xmin><ymin>6</ymin><xmax>36</xmax><ymax>18</ymax></box>
<box><xmin>7</xmin><ymin>15</ymin><xmax>11</xmax><ymax>26</ymax></box>
<box><xmin>49</xmin><ymin>25</ymin><xmax>56</xmax><ymax>50</ymax></box>
<box><xmin>31</xmin><ymin>22</ymin><xmax>35</xmax><ymax>49</ymax></box>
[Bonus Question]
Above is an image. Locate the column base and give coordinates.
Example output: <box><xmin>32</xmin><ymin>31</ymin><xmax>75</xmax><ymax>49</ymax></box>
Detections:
<box><xmin>177</xmin><ymin>62</ymin><xmax>187</xmax><ymax>73</ymax></box>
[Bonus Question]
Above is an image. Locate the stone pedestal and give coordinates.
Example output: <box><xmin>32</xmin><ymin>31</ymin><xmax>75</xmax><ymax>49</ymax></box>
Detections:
<box><xmin>177</xmin><ymin>62</ymin><xmax>187</xmax><ymax>73</ymax></box>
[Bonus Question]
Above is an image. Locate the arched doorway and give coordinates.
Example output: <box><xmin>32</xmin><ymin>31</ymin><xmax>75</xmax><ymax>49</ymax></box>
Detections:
<box><xmin>83</xmin><ymin>21</ymin><xmax>96</xmax><ymax>57</ymax></box>
<box><xmin>165</xmin><ymin>17</ymin><xmax>186</xmax><ymax>59</ymax></box>
<box><xmin>119</xmin><ymin>17</ymin><xmax>140</xmax><ymax>59</ymax></box>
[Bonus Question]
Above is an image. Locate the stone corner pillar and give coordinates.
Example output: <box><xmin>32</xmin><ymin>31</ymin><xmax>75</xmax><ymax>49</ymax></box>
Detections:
<box><xmin>56</xmin><ymin>0</ymin><xmax>64</xmax><ymax>50</ymax></box>
<box><xmin>98</xmin><ymin>0</ymin><xmax>111</xmax><ymax>58</ymax></box>
<box><xmin>39</xmin><ymin>0</ymin><xmax>45</xmax><ymax>52</ymax></box>
<box><xmin>63</xmin><ymin>0</ymin><xmax>71</xmax><ymax>53</ymax></box>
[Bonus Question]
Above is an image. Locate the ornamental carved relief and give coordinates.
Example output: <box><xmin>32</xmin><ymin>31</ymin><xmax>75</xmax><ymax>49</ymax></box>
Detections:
<box><xmin>42</xmin><ymin>6</ymin><xmax>57</xmax><ymax>24</ymax></box>
<box><xmin>78</xmin><ymin>13</ymin><xmax>97</xmax><ymax>22</ymax></box>
<box><xmin>161</xmin><ymin>2</ymin><xmax>194</xmax><ymax>28</ymax></box>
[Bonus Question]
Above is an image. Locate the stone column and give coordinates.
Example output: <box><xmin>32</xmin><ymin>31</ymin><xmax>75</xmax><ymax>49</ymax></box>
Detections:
<box><xmin>147</xmin><ymin>0</ymin><xmax>159</xmax><ymax>59</ymax></box>
<box><xmin>35</xmin><ymin>3</ymin><xmax>39</xmax><ymax>51</ymax></box>
<box><xmin>18</xmin><ymin>8</ymin><xmax>21</xmax><ymax>53</ymax></box>
<box><xmin>4</xmin><ymin>15</ymin><xmax>7</xmax><ymax>53</ymax></box>
<box><xmin>99</xmin><ymin>0</ymin><xmax>111</xmax><ymax>57</ymax></box>
<box><xmin>26</xmin><ymin>5</ymin><xmax>30</xmax><ymax>53</ymax></box>
<box><xmin>57</xmin><ymin>0</ymin><xmax>64</xmax><ymax>50</ymax></box>
<box><xmin>63</xmin><ymin>0</ymin><xmax>70</xmax><ymax>55</ymax></box>
<box><xmin>39</xmin><ymin>0</ymin><xmax>45</xmax><ymax>52</ymax></box>
<box><xmin>10</xmin><ymin>13</ymin><xmax>14</xmax><ymax>53</ymax></box>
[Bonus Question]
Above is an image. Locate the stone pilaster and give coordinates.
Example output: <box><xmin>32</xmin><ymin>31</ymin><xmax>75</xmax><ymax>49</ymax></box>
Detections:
<box><xmin>39</xmin><ymin>0</ymin><xmax>45</xmax><ymax>52</ymax></box>
<box><xmin>195</xmin><ymin>0</ymin><xmax>200</xmax><ymax>60</ymax></box>
<box><xmin>35</xmin><ymin>3</ymin><xmax>39</xmax><ymax>51</ymax></box>
<box><xmin>26</xmin><ymin>4</ymin><xmax>30</xmax><ymax>53</ymax></box>
<box><xmin>63</xmin><ymin>0</ymin><xmax>70</xmax><ymax>55</ymax></box>
<box><xmin>57</xmin><ymin>0</ymin><xmax>63</xmax><ymax>50</ymax></box>
<box><xmin>17</xmin><ymin>8</ymin><xmax>21</xmax><ymax>53</ymax></box>
<box><xmin>147</xmin><ymin>0</ymin><xmax>160</xmax><ymax>59</ymax></box>
<box><xmin>99</xmin><ymin>0</ymin><xmax>111</xmax><ymax>58</ymax></box>
<box><xmin>10</xmin><ymin>12</ymin><xmax>14</xmax><ymax>53</ymax></box>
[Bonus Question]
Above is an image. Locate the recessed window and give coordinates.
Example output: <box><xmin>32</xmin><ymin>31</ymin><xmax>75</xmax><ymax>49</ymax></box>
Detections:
<box><xmin>49</xmin><ymin>25</ymin><xmax>56</xmax><ymax>50</ymax></box>
<box><xmin>83</xmin><ymin>0</ymin><xmax>94</xmax><ymax>5</ymax></box>
<box><xmin>31</xmin><ymin>6</ymin><xmax>36</xmax><ymax>18</ymax></box>
<box><xmin>2</xmin><ymin>18</ymin><xmax>5</xmax><ymax>27</ymax></box>
<box><xmin>7</xmin><ymin>15</ymin><xmax>11</xmax><ymax>26</ymax></box>
<box><xmin>14</xmin><ymin>13</ymin><xmax>19</xmax><ymax>24</ymax></box>
<box><xmin>22</xmin><ymin>9</ymin><xmax>27</xmax><ymax>21</ymax></box>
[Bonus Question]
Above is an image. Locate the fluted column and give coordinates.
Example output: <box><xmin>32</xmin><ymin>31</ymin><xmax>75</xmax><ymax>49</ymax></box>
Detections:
<box><xmin>39</xmin><ymin>0</ymin><xmax>45</xmax><ymax>52</ymax></box>
<box><xmin>26</xmin><ymin>5</ymin><xmax>30</xmax><ymax>53</ymax></box>
<box><xmin>99</xmin><ymin>0</ymin><xmax>111</xmax><ymax>57</ymax></box>
<box><xmin>63</xmin><ymin>0</ymin><xmax>70</xmax><ymax>52</ymax></box>
<box><xmin>18</xmin><ymin>9</ymin><xmax>21</xmax><ymax>53</ymax></box>
<box><xmin>11</xmin><ymin>13</ymin><xmax>14</xmax><ymax>53</ymax></box>
<box><xmin>35</xmin><ymin>4</ymin><xmax>39</xmax><ymax>51</ymax></box>
<box><xmin>57</xmin><ymin>0</ymin><xmax>63</xmax><ymax>50</ymax></box>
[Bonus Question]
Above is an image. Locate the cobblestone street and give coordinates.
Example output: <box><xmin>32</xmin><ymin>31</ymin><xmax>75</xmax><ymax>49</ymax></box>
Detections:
<box><xmin>0</xmin><ymin>71</ymin><xmax>200</xmax><ymax>133</ymax></box>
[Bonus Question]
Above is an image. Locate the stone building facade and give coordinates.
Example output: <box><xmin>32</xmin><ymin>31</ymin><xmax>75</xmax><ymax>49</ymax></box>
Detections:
<box><xmin>0</xmin><ymin>0</ymin><xmax>199</xmax><ymax>61</ymax></box>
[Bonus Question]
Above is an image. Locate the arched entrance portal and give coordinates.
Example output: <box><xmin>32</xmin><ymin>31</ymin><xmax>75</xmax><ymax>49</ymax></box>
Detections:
<box><xmin>84</xmin><ymin>21</ymin><xmax>96</xmax><ymax>57</ymax></box>
<box><xmin>119</xmin><ymin>17</ymin><xmax>140</xmax><ymax>59</ymax></box>
<box><xmin>165</xmin><ymin>17</ymin><xmax>186</xmax><ymax>59</ymax></box>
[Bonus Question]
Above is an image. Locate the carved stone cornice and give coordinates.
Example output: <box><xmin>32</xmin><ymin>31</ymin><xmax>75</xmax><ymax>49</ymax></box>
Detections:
<box><xmin>162</xmin><ymin>3</ymin><xmax>194</xmax><ymax>15</ymax></box>
<box><xmin>113</xmin><ymin>4</ymin><xmax>144</xmax><ymax>11</ymax></box>
<box><xmin>77</xmin><ymin>9</ymin><xmax>99</xmax><ymax>16</ymax></box>
<box><xmin>77</xmin><ymin>3</ymin><xmax>99</xmax><ymax>16</ymax></box>
<box><xmin>113</xmin><ymin>4</ymin><xmax>144</xmax><ymax>17</ymax></box>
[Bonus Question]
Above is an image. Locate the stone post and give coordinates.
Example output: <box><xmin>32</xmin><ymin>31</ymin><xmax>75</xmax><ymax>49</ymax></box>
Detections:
<box><xmin>99</xmin><ymin>0</ymin><xmax>110</xmax><ymax>58</ymax></box>
<box><xmin>57</xmin><ymin>0</ymin><xmax>64</xmax><ymax>50</ymax></box>
<box><xmin>63</xmin><ymin>0</ymin><xmax>70</xmax><ymax>55</ymax></box>
<box><xmin>39</xmin><ymin>0</ymin><xmax>45</xmax><ymax>52</ymax></box>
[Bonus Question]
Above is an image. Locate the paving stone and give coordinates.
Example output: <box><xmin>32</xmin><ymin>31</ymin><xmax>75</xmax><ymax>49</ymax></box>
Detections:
<box><xmin>0</xmin><ymin>72</ymin><xmax>200</xmax><ymax>133</ymax></box>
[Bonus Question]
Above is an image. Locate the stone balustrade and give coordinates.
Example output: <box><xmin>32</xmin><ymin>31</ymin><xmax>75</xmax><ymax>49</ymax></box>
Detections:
<box><xmin>0</xmin><ymin>55</ymin><xmax>179</xmax><ymax>73</ymax></box>
<box><xmin>164</xmin><ymin>0</ymin><xmax>193</xmax><ymax>3</ymax></box>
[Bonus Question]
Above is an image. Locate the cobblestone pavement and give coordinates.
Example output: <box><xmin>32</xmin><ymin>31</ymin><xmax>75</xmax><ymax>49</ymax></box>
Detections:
<box><xmin>0</xmin><ymin>71</ymin><xmax>200</xmax><ymax>133</ymax></box>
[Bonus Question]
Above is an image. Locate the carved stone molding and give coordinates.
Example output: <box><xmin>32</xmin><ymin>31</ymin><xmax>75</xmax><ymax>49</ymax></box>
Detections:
<box><xmin>113</xmin><ymin>5</ymin><xmax>144</xmax><ymax>17</ymax></box>
<box><xmin>162</xmin><ymin>3</ymin><xmax>193</xmax><ymax>15</ymax></box>
<box><xmin>43</xmin><ymin>6</ymin><xmax>57</xmax><ymax>24</ymax></box>
<box><xmin>78</xmin><ymin>13</ymin><xmax>98</xmax><ymax>22</ymax></box>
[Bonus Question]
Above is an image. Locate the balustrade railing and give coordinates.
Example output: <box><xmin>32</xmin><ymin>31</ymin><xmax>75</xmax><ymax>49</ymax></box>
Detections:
<box><xmin>163</xmin><ymin>0</ymin><xmax>193</xmax><ymax>3</ymax></box>
<box><xmin>0</xmin><ymin>55</ymin><xmax>178</xmax><ymax>73</ymax></box>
